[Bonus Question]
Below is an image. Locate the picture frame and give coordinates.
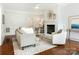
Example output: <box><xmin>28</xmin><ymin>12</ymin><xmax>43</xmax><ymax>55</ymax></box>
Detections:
<box><xmin>68</xmin><ymin>15</ymin><xmax>79</xmax><ymax>31</ymax></box>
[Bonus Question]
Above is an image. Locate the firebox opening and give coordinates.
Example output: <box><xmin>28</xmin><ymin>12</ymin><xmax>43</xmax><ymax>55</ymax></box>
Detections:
<box><xmin>47</xmin><ymin>25</ymin><xmax>55</xmax><ymax>34</ymax></box>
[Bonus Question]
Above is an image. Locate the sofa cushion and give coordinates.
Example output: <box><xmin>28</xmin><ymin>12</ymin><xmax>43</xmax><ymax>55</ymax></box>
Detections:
<box><xmin>21</xmin><ymin>27</ymin><xmax>34</xmax><ymax>34</ymax></box>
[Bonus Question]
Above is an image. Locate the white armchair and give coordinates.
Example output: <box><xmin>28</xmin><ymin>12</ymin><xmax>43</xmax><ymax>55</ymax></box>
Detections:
<box><xmin>52</xmin><ymin>30</ymin><xmax>67</xmax><ymax>45</ymax></box>
<box><xmin>15</xmin><ymin>27</ymin><xmax>37</xmax><ymax>50</ymax></box>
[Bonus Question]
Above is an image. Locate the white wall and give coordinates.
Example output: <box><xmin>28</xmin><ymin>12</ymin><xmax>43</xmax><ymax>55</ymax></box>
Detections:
<box><xmin>5</xmin><ymin>10</ymin><xmax>44</xmax><ymax>35</ymax></box>
<box><xmin>57</xmin><ymin>4</ymin><xmax>69</xmax><ymax>30</ymax></box>
<box><xmin>0</xmin><ymin>5</ymin><xmax>2</xmax><ymax>46</ymax></box>
<box><xmin>5</xmin><ymin>10</ymin><xmax>31</xmax><ymax>35</ymax></box>
<box><xmin>57</xmin><ymin>5</ymin><xmax>63</xmax><ymax>30</ymax></box>
<box><xmin>1</xmin><ymin>10</ymin><xmax>6</xmax><ymax>46</ymax></box>
<box><xmin>0</xmin><ymin>5</ymin><xmax>5</xmax><ymax>46</ymax></box>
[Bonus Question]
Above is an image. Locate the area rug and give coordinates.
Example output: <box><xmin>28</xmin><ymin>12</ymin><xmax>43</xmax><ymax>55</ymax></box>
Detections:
<box><xmin>12</xmin><ymin>38</ymin><xmax>56</xmax><ymax>55</ymax></box>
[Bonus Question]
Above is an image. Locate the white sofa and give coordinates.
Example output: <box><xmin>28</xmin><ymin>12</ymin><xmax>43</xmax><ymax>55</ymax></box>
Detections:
<box><xmin>15</xmin><ymin>27</ymin><xmax>37</xmax><ymax>50</ymax></box>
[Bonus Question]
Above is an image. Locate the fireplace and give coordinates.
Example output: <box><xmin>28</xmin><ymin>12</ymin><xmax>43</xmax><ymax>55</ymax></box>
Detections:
<box><xmin>47</xmin><ymin>25</ymin><xmax>55</xmax><ymax>34</ymax></box>
<box><xmin>44</xmin><ymin>21</ymin><xmax>57</xmax><ymax>34</ymax></box>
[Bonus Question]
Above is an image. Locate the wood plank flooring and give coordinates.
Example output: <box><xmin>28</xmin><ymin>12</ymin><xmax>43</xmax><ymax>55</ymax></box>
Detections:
<box><xmin>0</xmin><ymin>37</ymin><xmax>14</xmax><ymax>55</ymax></box>
<box><xmin>0</xmin><ymin>36</ymin><xmax>79</xmax><ymax>55</ymax></box>
<box><xmin>36</xmin><ymin>40</ymin><xmax>79</xmax><ymax>55</ymax></box>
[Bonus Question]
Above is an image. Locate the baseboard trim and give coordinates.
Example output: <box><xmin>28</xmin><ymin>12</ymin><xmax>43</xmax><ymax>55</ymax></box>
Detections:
<box><xmin>70</xmin><ymin>38</ymin><xmax>79</xmax><ymax>42</ymax></box>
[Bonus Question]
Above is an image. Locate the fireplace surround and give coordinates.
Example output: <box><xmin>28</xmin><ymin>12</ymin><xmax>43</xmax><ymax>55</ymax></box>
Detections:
<box><xmin>44</xmin><ymin>20</ymin><xmax>57</xmax><ymax>34</ymax></box>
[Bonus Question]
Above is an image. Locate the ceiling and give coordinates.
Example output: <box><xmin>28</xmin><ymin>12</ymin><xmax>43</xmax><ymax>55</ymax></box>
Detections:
<box><xmin>1</xmin><ymin>3</ymin><xmax>57</xmax><ymax>11</ymax></box>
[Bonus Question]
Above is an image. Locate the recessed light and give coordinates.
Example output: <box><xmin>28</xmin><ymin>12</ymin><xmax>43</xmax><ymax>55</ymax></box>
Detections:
<box><xmin>35</xmin><ymin>6</ymin><xmax>39</xmax><ymax>9</ymax></box>
<box><xmin>35</xmin><ymin>4</ymin><xmax>40</xmax><ymax>9</ymax></box>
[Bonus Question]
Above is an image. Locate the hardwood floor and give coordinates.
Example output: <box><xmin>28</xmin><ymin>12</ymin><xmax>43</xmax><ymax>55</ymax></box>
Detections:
<box><xmin>0</xmin><ymin>36</ymin><xmax>79</xmax><ymax>55</ymax></box>
<box><xmin>0</xmin><ymin>36</ymin><xmax>14</xmax><ymax>55</ymax></box>
<box><xmin>36</xmin><ymin>40</ymin><xmax>79</xmax><ymax>55</ymax></box>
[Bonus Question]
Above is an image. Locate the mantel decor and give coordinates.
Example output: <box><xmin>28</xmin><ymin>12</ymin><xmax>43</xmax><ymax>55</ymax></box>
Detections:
<box><xmin>47</xmin><ymin>10</ymin><xmax>56</xmax><ymax>20</ymax></box>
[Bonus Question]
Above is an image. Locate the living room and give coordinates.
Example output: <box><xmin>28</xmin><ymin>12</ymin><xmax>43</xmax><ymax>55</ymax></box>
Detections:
<box><xmin>0</xmin><ymin>3</ymin><xmax>79</xmax><ymax>55</ymax></box>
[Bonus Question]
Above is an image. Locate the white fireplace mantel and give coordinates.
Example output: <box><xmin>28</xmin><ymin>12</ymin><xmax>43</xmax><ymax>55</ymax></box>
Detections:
<box><xmin>44</xmin><ymin>20</ymin><xmax>57</xmax><ymax>34</ymax></box>
<box><xmin>44</xmin><ymin>20</ymin><xmax>56</xmax><ymax>25</ymax></box>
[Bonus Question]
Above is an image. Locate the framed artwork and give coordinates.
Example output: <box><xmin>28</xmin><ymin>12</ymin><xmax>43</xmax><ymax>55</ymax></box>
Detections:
<box><xmin>68</xmin><ymin>15</ymin><xmax>79</xmax><ymax>31</ymax></box>
<box><xmin>71</xmin><ymin>19</ymin><xmax>79</xmax><ymax>29</ymax></box>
